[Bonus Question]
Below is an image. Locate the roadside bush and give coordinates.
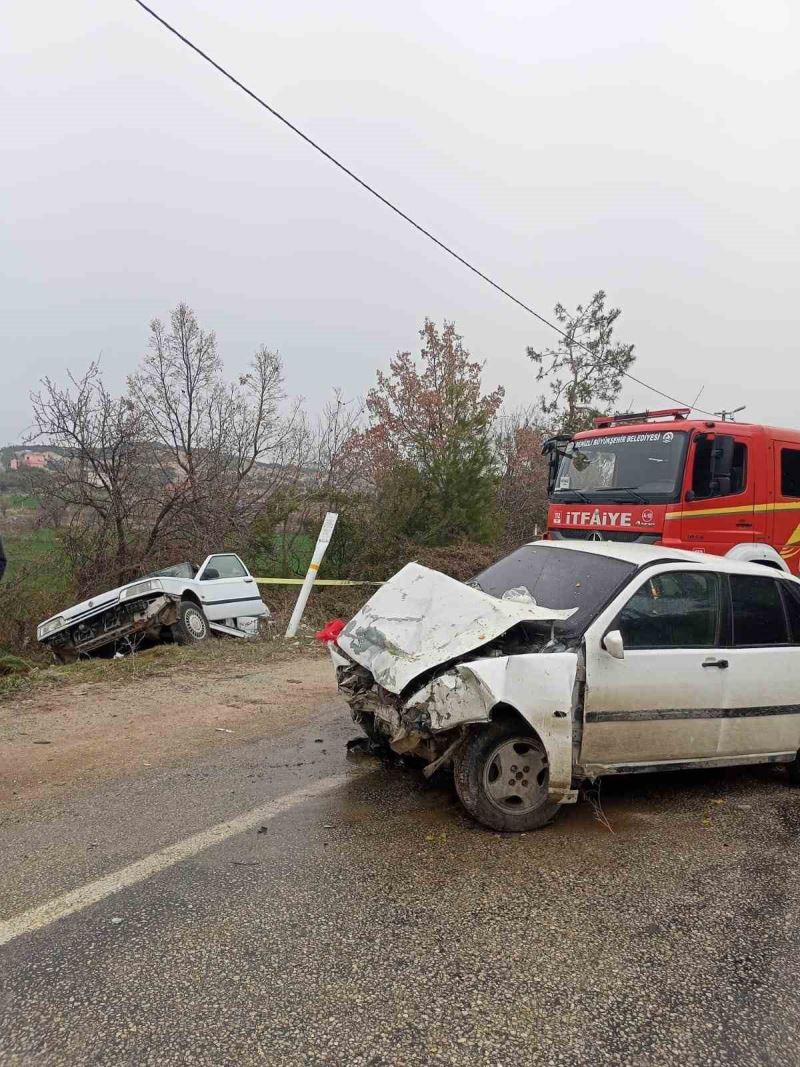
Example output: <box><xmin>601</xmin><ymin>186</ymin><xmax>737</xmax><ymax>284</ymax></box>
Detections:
<box><xmin>0</xmin><ymin>562</ymin><xmax>74</xmax><ymax>658</ymax></box>
<box><xmin>405</xmin><ymin>541</ymin><xmax>498</xmax><ymax>582</ymax></box>
<box><xmin>262</xmin><ymin>583</ymin><xmax>370</xmax><ymax>633</ymax></box>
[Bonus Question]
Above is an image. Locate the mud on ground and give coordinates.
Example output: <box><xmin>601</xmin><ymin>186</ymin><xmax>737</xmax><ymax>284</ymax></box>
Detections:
<box><xmin>0</xmin><ymin>644</ymin><xmax>336</xmax><ymax>809</ymax></box>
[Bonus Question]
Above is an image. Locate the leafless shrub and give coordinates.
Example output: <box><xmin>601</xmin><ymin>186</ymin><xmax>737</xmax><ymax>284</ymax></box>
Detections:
<box><xmin>583</xmin><ymin>780</ymin><xmax>615</xmax><ymax>834</ymax></box>
<box><xmin>406</xmin><ymin>541</ymin><xmax>498</xmax><ymax>582</ymax></box>
<box><xmin>29</xmin><ymin>363</ymin><xmax>152</xmax><ymax>589</ymax></box>
<box><xmin>250</xmin><ymin>390</ymin><xmax>366</xmax><ymax>578</ymax></box>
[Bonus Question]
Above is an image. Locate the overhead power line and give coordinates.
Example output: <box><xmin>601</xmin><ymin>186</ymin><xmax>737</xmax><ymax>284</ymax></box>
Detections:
<box><xmin>130</xmin><ymin>0</ymin><xmax>717</xmax><ymax>418</ymax></box>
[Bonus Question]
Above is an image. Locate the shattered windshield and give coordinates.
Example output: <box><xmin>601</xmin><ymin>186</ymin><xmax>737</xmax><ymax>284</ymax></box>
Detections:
<box><xmin>554</xmin><ymin>430</ymin><xmax>688</xmax><ymax>502</ymax></box>
<box><xmin>470</xmin><ymin>545</ymin><xmax>635</xmax><ymax>634</ymax></box>
<box><xmin>146</xmin><ymin>561</ymin><xmax>198</xmax><ymax>580</ymax></box>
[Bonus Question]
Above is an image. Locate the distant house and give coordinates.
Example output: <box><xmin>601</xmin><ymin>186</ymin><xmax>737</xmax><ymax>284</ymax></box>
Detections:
<box><xmin>8</xmin><ymin>450</ymin><xmax>61</xmax><ymax>471</ymax></box>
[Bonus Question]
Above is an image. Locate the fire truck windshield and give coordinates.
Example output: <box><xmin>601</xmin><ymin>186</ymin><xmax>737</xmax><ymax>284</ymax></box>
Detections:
<box><xmin>553</xmin><ymin>430</ymin><xmax>689</xmax><ymax>503</ymax></box>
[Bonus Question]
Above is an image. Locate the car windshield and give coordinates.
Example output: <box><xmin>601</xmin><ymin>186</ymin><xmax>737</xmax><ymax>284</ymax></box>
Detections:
<box><xmin>469</xmin><ymin>544</ymin><xmax>635</xmax><ymax>634</ymax></box>
<box><xmin>554</xmin><ymin>430</ymin><xmax>688</xmax><ymax>502</ymax></box>
<box><xmin>145</xmin><ymin>561</ymin><xmax>198</xmax><ymax>580</ymax></box>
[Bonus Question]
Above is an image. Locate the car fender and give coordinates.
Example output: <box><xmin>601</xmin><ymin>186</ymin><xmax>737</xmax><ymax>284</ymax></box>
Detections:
<box><xmin>406</xmin><ymin>652</ymin><xmax>578</xmax><ymax>799</ymax></box>
<box><xmin>178</xmin><ymin>587</ymin><xmax>203</xmax><ymax>606</ymax></box>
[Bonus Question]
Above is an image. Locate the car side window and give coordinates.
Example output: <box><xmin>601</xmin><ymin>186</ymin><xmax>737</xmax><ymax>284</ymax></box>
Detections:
<box><xmin>730</xmin><ymin>574</ymin><xmax>788</xmax><ymax>646</ymax></box>
<box><xmin>781</xmin><ymin>583</ymin><xmax>800</xmax><ymax>643</ymax></box>
<box><xmin>205</xmin><ymin>554</ymin><xmax>248</xmax><ymax>579</ymax></box>
<box><xmin>618</xmin><ymin>571</ymin><xmax>720</xmax><ymax>649</ymax></box>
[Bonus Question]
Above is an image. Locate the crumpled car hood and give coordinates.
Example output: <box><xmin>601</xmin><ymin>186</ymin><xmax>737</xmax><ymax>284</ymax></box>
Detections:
<box><xmin>58</xmin><ymin>588</ymin><xmax>124</xmax><ymax>623</ymax></box>
<box><xmin>49</xmin><ymin>577</ymin><xmax>160</xmax><ymax>626</ymax></box>
<box><xmin>337</xmin><ymin>562</ymin><xmax>576</xmax><ymax>694</ymax></box>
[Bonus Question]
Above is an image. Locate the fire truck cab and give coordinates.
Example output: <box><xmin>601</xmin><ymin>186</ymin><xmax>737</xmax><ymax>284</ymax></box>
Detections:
<box><xmin>544</xmin><ymin>408</ymin><xmax>800</xmax><ymax>575</ymax></box>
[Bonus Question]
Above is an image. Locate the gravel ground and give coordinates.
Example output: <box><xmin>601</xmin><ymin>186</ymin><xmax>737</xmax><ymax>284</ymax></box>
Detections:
<box><xmin>2</xmin><ymin>687</ymin><xmax>800</xmax><ymax>1065</ymax></box>
<box><xmin>0</xmin><ymin>649</ymin><xmax>331</xmax><ymax>806</ymax></box>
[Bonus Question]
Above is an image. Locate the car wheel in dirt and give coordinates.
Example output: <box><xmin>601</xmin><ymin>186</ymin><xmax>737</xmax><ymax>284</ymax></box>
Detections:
<box><xmin>172</xmin><ymin>601</ymin><xmax>210</xmax><ymax>645</ymax></box>
<box><xmin>787</xmin><ymin>753</ymin><xmax>800</xmax><ymax>785</ymax></box>
<box><xmin>453</xmin><ymin>721</ymin><xmax>561</xmax><ymax>832</ymax></box>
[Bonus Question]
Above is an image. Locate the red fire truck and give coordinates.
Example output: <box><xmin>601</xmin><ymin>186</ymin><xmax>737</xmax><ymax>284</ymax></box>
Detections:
<box><xmin>544</xmin><ymin>408</ymin><xmax>800</xmax><ymax>574</ymax></box>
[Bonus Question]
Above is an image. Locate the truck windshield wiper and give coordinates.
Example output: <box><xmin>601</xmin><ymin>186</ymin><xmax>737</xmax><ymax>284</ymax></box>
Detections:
<box><xmin>593</xmin><ymin>487</ymin><xmax>647</xmax><ymax>503</ymax></box>
<box><xmin>553</xmin><ymin>488</ymin><xmax>590</xmax><ymax>502</ymax></box>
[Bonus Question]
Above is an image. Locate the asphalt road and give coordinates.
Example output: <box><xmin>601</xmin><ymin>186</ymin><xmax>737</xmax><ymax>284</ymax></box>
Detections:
<box><xmin>2</xmin><ymin>699</ymin><xmax>800</xmax><ymax>1066</ymax></box>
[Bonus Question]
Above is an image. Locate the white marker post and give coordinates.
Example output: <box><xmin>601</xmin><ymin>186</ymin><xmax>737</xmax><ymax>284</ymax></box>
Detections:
<box><xmin>285</xmin><ymin>512</ymin><xmax>338</xmax><ymax>638</ymax></box>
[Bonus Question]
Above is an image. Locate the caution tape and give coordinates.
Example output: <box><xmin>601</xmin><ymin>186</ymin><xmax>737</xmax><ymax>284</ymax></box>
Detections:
<box><xmin>254</xmin><ymin>577</ymin><xmax>383</xmax><ymax>586</ymax></box>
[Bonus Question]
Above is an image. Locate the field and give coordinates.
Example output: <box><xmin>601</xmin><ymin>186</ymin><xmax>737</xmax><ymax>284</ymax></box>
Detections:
<box><xmin>0</xmin><ymin>493</ymin><xmax>39</xmax><ymax>511</ymax></box>
<box><xmin>3</xmin><ymin>527</ymin><xmax>68</xmax><ymax>592</ymax></box>
<box><xmin>3</xmin><ymin>525</ymin><xmax>317</xmax><ymax>587</ymax></box>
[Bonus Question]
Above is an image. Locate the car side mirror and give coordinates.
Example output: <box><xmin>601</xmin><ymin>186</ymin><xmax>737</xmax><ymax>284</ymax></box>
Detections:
<box><xmin>602</xmin><ymin>630</ymin><xmax>625</xmax><ymax>660</ymax></box>
<box><xmin>201</xmin><ymin>567</ymin><xmax>220</xmax><ymax>581</ymax></box>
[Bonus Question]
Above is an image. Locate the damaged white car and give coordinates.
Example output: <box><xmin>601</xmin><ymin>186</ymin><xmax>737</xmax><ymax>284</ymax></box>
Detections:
<box><xmin>38</xmin><ymin>553</ymin><xmax>269</xmax><ymax>662</ymax></box>
<box><xmin>332</xmin><ymin>541</ymin><xmax>800</xmax><ymax>832</ymax></box>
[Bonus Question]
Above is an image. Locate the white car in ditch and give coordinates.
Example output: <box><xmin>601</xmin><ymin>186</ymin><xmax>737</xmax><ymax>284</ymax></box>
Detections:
<box><xmin>37</xmin><ymin>553</ymin><xmax>269</xmax><ymax>662</ymax></box>
<box><xmin>331</xmin><ymin>541</ymin><xmax>800</xmax><ymax>831</ymax></box>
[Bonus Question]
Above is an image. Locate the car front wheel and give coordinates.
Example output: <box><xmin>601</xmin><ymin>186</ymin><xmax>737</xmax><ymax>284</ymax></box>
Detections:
<box><xmin>172</xmin><ymin>600</ymin><xmax>210</xmax><ymax>645</ymax></box>
<box><xmin>453</xmin><ymin>721</ymin><xmax>561</xmax><ymax>832</ymax></box>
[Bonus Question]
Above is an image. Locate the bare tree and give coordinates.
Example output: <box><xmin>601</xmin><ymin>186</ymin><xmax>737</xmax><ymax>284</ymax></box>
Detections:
<box><xmin>30</xmin><ymin>304</ymin><xmax>303</xmax><ymax>593</ymax></box>
<box><xmin>29</xmin><ymin>363</ymin><xmax>157</xmax><ymax>588</ymax></box>
<box><xmin>128</xmin><ymin>304</ymin><xmax>302</xmax><ymax>556</ymax></box>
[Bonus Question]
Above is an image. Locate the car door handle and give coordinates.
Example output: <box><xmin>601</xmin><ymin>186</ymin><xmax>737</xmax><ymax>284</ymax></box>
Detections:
<box><xmin>702</xmin><ymin>659</ymin><xmax>729</xmax><ymax>669</ymax></box>
<box><xmin>735</xmin><ymin>521</ymin><xmax>753</xmax><ymax>529</ymax></box>
<box><xmin>243</xmin><ymin>577</ymin><xmax>254</xmax><ymax>583</ymax></box>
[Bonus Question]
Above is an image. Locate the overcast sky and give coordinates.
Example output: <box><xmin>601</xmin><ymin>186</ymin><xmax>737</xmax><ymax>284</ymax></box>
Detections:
<box><xmin>3</xmin><ymin>0</ymin><xmax>798</xmax><ymax>442</ymax></box>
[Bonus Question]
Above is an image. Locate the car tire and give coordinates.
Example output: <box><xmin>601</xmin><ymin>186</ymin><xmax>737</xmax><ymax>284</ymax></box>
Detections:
<box><xmin>787</xmin><ymin>755</ymin><xmax>800</xmax><ymax>785</ymax></box>
<box><xmin>453</xmin><ymin>720</ymin><xmax>562</xmax><ymax>832</ymax></box>
<box><xmin>172</xmin><ymin>601</ymin><xmax>210</xmax><ymax>645</ymax></box>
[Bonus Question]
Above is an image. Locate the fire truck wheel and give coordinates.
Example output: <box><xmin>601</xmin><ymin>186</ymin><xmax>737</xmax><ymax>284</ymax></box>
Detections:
<box><xmin>172</xmin><ymin>601</ymin><xmax>210</xmax><ymax>645</ymax></box>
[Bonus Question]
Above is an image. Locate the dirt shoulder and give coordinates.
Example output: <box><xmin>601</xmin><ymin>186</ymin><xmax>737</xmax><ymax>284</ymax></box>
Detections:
<box><xmin>0</xmin><ymin>642</ymin><xmax>340</xmax><ymax>809</ymax></box>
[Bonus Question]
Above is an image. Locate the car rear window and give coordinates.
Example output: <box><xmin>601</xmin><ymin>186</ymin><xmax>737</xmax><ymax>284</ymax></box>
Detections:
<box><xmin>470</xmin><ymin>545</ymin><xmax>635</xmax><ymax>634</ymax></box>
<box><xmin>730</xmin><ymin>574</ymin><xmax>789</xmax><ymax>646</ymax></box>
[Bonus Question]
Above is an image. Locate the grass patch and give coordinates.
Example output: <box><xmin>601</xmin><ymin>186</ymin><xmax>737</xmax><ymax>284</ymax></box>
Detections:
<box><xmin>0</xmin><ymin>654</ymin><xmax>33</xmax><ymax>677</ymax></box>
<box><xmin>0</xmin><ymin>493</ymin><xmax>39</xmax><ymax>510</ymax></box>
<box><xmin>0</xmin><ymin>632</ymin><xmax>327</xmax><ymax>703</ymax></box>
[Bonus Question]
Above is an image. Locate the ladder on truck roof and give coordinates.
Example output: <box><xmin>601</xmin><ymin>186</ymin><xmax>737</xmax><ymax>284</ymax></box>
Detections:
<box><xmin>592</xmin><ymin>407</ymin><xmax>691</xmax><ymax>428</ymax></box>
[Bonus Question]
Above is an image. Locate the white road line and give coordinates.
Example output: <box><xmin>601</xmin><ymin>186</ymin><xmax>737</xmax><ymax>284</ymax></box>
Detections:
<box><xmin>0</xmin><ymin>773</ymin><xmax>351</xmax><ymax>947</ymax></box>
